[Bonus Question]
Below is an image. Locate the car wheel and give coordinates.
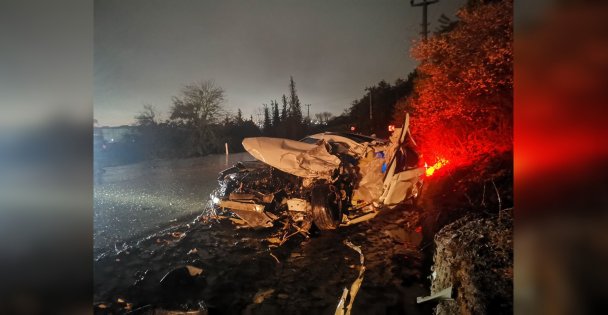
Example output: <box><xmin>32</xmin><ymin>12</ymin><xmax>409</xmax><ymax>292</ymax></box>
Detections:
<box><xmin>311</xmin><ymin>183</ymin><xmax>342</xmax><ymax>230</ymax></box>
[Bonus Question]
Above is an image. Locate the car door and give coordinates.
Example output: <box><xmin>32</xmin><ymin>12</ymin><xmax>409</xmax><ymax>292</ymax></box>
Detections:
<box><xmin>379</xmin><ymin>114</ymin><xmax>425</xmax><ymax>207</ymax></box>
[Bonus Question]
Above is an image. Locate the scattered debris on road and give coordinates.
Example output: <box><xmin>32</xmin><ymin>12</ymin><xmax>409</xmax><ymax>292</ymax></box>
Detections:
<box><xmin>253</xmin><ymin>289</ymin><xmax>275</xmax><ymax>304</ymax></box>
<box><xmin>416</xmin><ymin>286</ymin><xmax>453</xmax><ymax>303</ymax></box>
<box><xmin>335</xmin><ymin>240</ymin><xmax>366</xmax><ymax>315</ymax></box>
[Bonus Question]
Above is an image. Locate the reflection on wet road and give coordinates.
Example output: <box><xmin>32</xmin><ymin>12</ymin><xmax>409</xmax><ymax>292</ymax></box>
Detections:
<box><xmin>94</xmin><ymin>153</ymin><xmax>252</xmax><ymax>251</ymax></box>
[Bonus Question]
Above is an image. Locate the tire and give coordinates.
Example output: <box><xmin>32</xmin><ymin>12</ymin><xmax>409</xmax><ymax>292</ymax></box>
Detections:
<box><xmin>311</xmin><ymin>183</ymin><xmax>342</xmax><ymax>230</ymax></box>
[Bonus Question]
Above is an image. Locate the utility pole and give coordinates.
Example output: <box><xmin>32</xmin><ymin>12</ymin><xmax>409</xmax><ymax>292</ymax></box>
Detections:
<box><xmin>411</xmin><ymin>0</ymin><xmax>439</xmax><ymax>40</ymax></box>
<box><xmin>305</xmin><ymin>104</ymin><xmax>311</xmax><ymax>120</ymax></box>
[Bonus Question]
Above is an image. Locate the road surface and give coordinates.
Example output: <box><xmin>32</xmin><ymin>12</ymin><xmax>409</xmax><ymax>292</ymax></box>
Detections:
<box><xmin>94</xmin><ymin>153</ymin><xmax>253</xmax><ymax>251</ymax></box>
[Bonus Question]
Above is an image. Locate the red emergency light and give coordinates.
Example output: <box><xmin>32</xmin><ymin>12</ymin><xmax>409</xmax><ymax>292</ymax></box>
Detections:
<box><xmin>350</xmin><ymin>126</ymin><xmax>356</xmax><ymax>131</ymax></box>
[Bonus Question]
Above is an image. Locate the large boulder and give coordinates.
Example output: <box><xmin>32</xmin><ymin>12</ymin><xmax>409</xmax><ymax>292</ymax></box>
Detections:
<box><xmin>430</xmin><ymin>209</ymin><xmax>513</xmax><ymax>314</ymax></box>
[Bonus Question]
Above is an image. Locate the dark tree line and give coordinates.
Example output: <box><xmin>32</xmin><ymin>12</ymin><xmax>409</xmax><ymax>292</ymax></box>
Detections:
<box><xmin>319</xmin><ymin>73</ymin><xmax>418</xmax><ymax>139</ymax></box>
<box><xmin>99</xmin><ymin>77</ymin><xmax>328</xmax><ymax>165</ymax></box>
<box><xmin>258</xmin><ymin>76</ymin><xmax>308</xmax><ymax>139</ymax></box>
<box><xmin>96</xmin><ymin>81</ymin><xmax>261</xmax><ymax>164</ymax></box>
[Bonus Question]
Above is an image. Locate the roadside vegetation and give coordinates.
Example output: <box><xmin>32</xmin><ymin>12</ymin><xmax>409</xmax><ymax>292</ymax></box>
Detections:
<box><xmin>414</xmin><ymin>0</ymin><xmax>513</xmax><ymax>226</ymax></box>
<box><xmin>408</xmin><ymin>1</ymin><xmax>513</xmax><ymax>313</ymax></box>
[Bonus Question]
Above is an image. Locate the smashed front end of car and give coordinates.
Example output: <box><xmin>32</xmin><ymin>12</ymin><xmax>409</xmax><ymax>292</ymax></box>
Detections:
<box><xmin>213</xmin><ymin>159</ymin><xmax>315</xmax><ymax>231</ymax></box>
<box><xmin>212</xmin><ymin>114</ymin><xmax>424</xmax><ymax>231</ymax></box>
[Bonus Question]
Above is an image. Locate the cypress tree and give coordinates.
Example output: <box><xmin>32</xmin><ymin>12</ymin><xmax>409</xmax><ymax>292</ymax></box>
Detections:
<box><xmin>288</xmin><ymin>76</ymin><xmax>303</xmax><ymax>123</ymax></box>
<box><xmin>263</xmin><ymin>105</ymin><xmax>272</xmax><ymax>134</ymax></box>
<box><xmin>272</xmin><ymin>100</ymin><xmax>280</xmax><ymax>127</ymax></box>
<box><xmin>281</xmin><ymin>95</ymin><xmax>288</xmax><ymax>121</ymax></box>
<box><xmin>236</xmin><ymin>108</ymin><xmax>243</xmax><ymax>124</ymax></box>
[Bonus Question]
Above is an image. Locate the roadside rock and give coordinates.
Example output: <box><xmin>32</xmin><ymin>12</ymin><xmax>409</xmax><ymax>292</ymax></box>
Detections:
<box><xmin>430</xmin><ymin>209</ymin><xmax>513</xmax><ymax>315</ymax></box>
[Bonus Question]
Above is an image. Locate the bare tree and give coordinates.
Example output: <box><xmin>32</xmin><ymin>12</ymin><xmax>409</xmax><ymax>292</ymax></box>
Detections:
<box><xmin>135</xmin><ymin>104</ymin><xmax>159</xmax><ymax>127</ymax></box>
<box><xmin>170</xmin><ymin>80</ymin><xmax>225</xmax><ymax>125</ymax></box>
<box><xmin>169</xmin><ymin>80</ymin><xmax>226</xmax><ymax>155</ymax></box>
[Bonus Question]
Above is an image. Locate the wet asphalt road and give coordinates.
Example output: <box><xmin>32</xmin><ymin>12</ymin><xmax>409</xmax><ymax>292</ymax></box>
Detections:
<box><xmin>93</xmin><ymin>154</ymin><xmax>433</xmax><ymax>314</ymax></box>
<box><xmin>94</xmin><ymin>153</ymin><xmax>253</xmax><ymax>251</ymax></box>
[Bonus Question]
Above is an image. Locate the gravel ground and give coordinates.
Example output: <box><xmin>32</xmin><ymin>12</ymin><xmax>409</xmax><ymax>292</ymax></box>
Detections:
<box><xmin>93</xmin><ymin>205</ymin><xmax>432</xmax><ymax>314</ymax></box>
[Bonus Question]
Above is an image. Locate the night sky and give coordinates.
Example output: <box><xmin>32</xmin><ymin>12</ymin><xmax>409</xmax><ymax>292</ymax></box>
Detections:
<box><xmin>94</xmin><ymin>0</ymin><xmax>465</xmax><ymax>126</ymax></box>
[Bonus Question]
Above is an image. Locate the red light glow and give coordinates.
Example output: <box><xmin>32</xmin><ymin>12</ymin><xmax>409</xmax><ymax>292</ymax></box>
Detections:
<box><xmin>425</xmin><ymin>158</ymin><xmax>448</xmax><ymax>177</ymax></box>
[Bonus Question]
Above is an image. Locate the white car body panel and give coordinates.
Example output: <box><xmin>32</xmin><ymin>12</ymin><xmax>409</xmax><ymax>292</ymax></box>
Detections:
<box><xmin>242</xmin><ymin>137</ymin><xmax>340</xmax><ymax>179</ymax></box>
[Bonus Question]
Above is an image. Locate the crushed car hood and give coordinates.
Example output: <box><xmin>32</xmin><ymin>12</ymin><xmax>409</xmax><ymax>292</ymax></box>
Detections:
<box><xmin>242</xmin><ymin>137</ymin><xmax>341</xmax><ymax>179</ymax></box>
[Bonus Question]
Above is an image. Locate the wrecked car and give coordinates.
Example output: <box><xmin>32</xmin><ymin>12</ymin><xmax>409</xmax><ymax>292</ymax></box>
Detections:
<box><xmin>213</xmin><ymin>114</ymin><xmax>425</xmax><ymax>231</ymax></box>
